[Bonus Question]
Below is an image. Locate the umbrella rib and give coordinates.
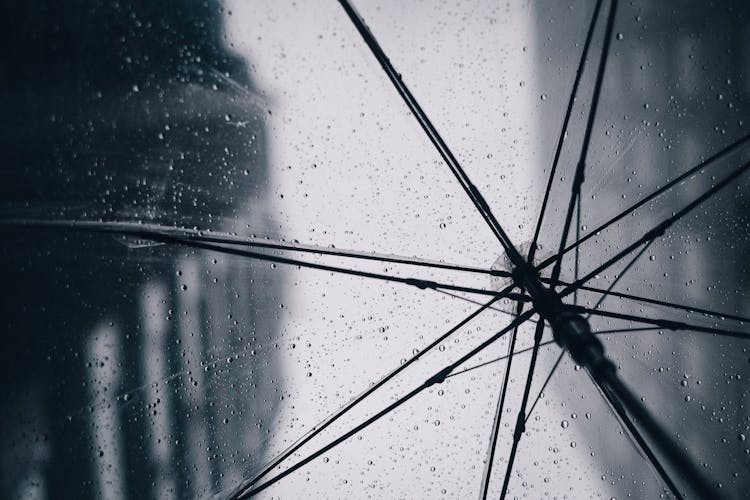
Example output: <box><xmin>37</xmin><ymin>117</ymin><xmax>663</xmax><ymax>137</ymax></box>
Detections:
<box><xmin>523</xmin><ymin>349</ymin><xmax>564</xmax><ymax>424</ymax></box>
<box><xmin>595</xmin><ymin>326</ymin><xmax>662</xmax><ymax>334</ymax></box>
<box><xmin>528</xmin><ymin>0</ymin><xmax>605</xmax><ymax>262</ymax></box>
<box><xmin>22</xmin><ymin>219</ymin><xmax>747</xmax><ymax>325</ymax></box>
<box><xmin>478</xmin><ymin>301</ymin><xmax>526</xmax><ymax>499</ymax></box>
<box><xmin>4</xmin><ymin>222</ymin><xmax>515</xmax><ymax>299</ymax></box>
<box><xmin>550</xmin><ymin>0</ymin><xmax>618</xmax><ymax>285</ymax></box>
<box><xmin>571</xmin><ymin>305</ymin><xmax>750</xmax><ymax>340</ymax></box>
<box><xmin>585</xmin><ymin>240</ymin><xmax>654</xmax><ymax>318</ymax></box>
<box><xmin>573</xmin><ymin>196</ymin><xmax>582</xmax><ymax>304</ymax></box>
<box><xmin>560</xmin><ymin>160</ymin><xmax>750</xmax><ymax>300</ymax></box>
<box><xmin>498</xmin><ymin>320</ymin><xmax>546</xmax><ymax>500</ymax></box>
<box><xmin>487</xmin><ymin>6</ymin><xmax>608</xmax><ymax>491</ymax></box>
<box><xmin>226</xmin><ymin>290</ymin><xmax>511</xmax><ymax>499</ymax></box>
<box><xmin>236</xmin><ymin>310</ymin><xmax>536</xmax><ymax>499</ymax></box>
<box><xmin>161</xmin><ymin>236</ymin><xmax>519</xmax><ymax>298</ymax></box>
<box><xmin>181</xmin><ymin>233</ymin><xmax>509</xmax><ymax>277</ymax></box>
<box><xmin>543</xmin><ymin>278</ymin><xmax>750</xmax><ymax>325</ymax></box>
<box><xmin>520</xmin><ymin>8</ymin><xmax>608</xmax><ymax>426</ymax></box>
<box><xmin>536</xmin><ymin>132</ymin><xmax>750</xmax><ymax>272</ymax></box>
<box><xmin>448</xmin><ymin>326</ymin><xmax>683</xmax><ymax>381</ymax></box>
<box><xmin>446</xmin><ymin>339</ymin><xmax>557</xmax><ymax>380</ymax></box>
<box><xmin>0</xmin><ymin>218</ymin><xmax>511</xmax><ymax>279</ymax></box>
<box><xmin>481</xmin><ymin>1</ymin><xmax>610</xmax><ymax>485</ymax></box>
<box><xmin>435</xmin><ymin>289</ymin><xmax>539</xmax><ymax>321</ymax></box>
<box><xmin>336</xmin><ymin>0</ymin><xmax>527</xmax><ymax>271</ymax></box>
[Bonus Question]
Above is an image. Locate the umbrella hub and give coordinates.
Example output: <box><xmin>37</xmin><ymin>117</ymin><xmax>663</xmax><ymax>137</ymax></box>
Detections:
<box><xmin>548</xmin><ymin>309</ymin><xmax>616</xmax><ymax>378</ymax></box>
<box><xmin>514</xmin><ymin>264</ymin><xmax>615</xmax><ymax>378</ymax></box>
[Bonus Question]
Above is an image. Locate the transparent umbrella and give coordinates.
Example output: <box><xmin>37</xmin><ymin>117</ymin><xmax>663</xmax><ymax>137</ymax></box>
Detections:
<box><xmin>1</xmin><ymin>1</ymin><xmax>749</xmax><ymax>499</ymax></box>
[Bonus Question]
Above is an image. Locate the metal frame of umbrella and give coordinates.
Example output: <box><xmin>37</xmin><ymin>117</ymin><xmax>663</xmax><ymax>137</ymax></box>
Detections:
<box><xmin>226</xmin><ymin>1</ymin><xmax>748</xmax><ymax>497</ymax></box>
<box><xmin>5</xmin><ymin>0</ymin><xmax>749</xmax><ymax>498</ymax></box>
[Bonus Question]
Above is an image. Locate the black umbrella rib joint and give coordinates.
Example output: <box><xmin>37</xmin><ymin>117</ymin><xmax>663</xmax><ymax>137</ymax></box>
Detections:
<box><xmin>336</xmin><ymin>0</ymin><xmax>736</xmax><ymax>499</ymax></box>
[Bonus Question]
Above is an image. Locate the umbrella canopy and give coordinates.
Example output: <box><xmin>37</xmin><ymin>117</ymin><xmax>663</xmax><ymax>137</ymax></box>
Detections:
<box><xmin>1</xmin><ymin>1</ymin><xmax>749</xmax><ymax>499</ymax></box>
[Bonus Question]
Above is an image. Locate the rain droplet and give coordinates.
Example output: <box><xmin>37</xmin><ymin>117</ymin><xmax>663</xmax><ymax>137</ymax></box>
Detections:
<box><xmin>616</xmin><ymin>33</ymin><xmax>624</xmax><ymax>40</ymax></box>
<box><xmin>561</xmin><ymin>420</ymin><xmax>569</xmax><ymax>429</ymax></box>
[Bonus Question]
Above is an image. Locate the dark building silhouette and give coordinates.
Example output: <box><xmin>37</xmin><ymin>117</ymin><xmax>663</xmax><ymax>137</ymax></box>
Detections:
<box><xmin>0</xmin><ymin>1</ymin><xmax>281</xmax><ymax>498</ymax></box>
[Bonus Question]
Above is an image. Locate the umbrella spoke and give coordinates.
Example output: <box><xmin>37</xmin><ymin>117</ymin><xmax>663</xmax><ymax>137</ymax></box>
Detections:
<box><xmin>536</xmin><ymin>133</ymin><xmax>750</xmax><ymax>272</ymax></box>
<box><xmin>550</xmin><ymin>0</ymin><xmax>618</xmax><ymax>285</ymax></box>
<box><xmin>163</xmin><ymin>238</ymin><xmax>525</xmax><ymax>298</ymax></box>
<box><xmin>53</xmin><ymin>228</ymin><xmax>521</xmax><ymax>299</ymax></box>
<box><xmin>447</xmin><ymin>323</ymin><xmax>689</xmax><ymax>380</ymax></box>
<box><xmin>596</xmin><ymin>326</ymin><xmax>662</xmax><ymax>335</ymax></box>
<box><xmin>489</xmin><ymin>5</ymin><xmax>614</xmax><ymax>483</ymax></box>
<box><xmin>479</xmin><ymin>301</ymin><xmax>526</xmax><ymax>499</ymax></box>
<box><xmin>585</xmin><ymin>240</ymin><xmax>653</xmax><ymax>317</ymax></box>
<box><xmin>235</xmin><ymin>310</ymin><xmax>536</xmax><ymax>499</ymax></box>
<box><xmin>543</xmin><ymin>278</ymin><xmax>750</xmax><ymax>325</ymax></box>
<box><xmin>572</xmin><ymin>305</ymin><xmax>750</xmax><ymax>340</ymax></box>
<box><xmin>498</xmin><ymin>320</ymin><xmax>546</xmax><ymax>499</ymax></box>
<box><xmin>227</xmin><ymin>289</ymin><xmax>515</xmax><ymax>499</ymax></box>
<box><xmin>436</xmin><ymin>289</ymin><xmax>540</xmax><ymax>321</ymax></box>
<box><xmin>164</xmin><ymin>239</ymin><xmax>499</xmax><ymax>296</ymax></box>
<box><xmin>523</xmin><ymin>349</ymin><xmax>564</xmax><ymax>424</ymax></box>
<box><xmin>510</xmin><ymin>0</ymin><xmax>611</xmax><ymax>453</ymax></box>
<box><xmin>574</xmin><ymin>196</ymin><xmax>582</xmax><ymax>304</ymax></box>
<box><xmin>560</xmin><ymin>160</ymin><xmax>750</xmax><ymax>300</ymax></box>
<box><xmin>529</xmin><ymin>0</ymin><xmax>605</xmax><ymax>262</ymax></box>
<box><xmin>1</xmin><ymin>218</ymin><xmax>512</xmax><ymax>279</ymax></box>
<box><xmin>446</xmin><ymin>339</ymin><xmax>557</xmax><ymax>380</ymax></box>
<box><xmin>337</xmin><ymin>0</ymin><xmax>529</xmax><ymax>272</ymax></box>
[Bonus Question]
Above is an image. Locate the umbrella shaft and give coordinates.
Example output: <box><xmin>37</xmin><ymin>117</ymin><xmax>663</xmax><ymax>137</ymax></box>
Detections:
<box><xmin>588</xmin><ymin>345</ymin><xmax>720</xmax><ymax>499</ymax></box>
<box><xmin>525</xmin><ymin>279</ymin><xmax>721</xmax><ymax>498</ymax></box>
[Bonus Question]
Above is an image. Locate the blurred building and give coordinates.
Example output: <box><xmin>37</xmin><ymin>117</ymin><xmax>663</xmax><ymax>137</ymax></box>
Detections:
<box><xmin>533</xmin><ymin>0</ymin><xmax>750</xmax><ymax>497</ymax></box>
<box><xmin>0</xmin><ymin>1</ymin><xmax>281</xmax><ymax>499</ymax></box>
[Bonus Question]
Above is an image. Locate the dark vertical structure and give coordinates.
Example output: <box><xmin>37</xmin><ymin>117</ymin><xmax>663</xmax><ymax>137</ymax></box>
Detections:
<box><xmin>532</xmin><ymin>0</ymin><xmax>750</xmax><ymax>497</ymax></box>
<box><xmin>0</xmin><ymin>1</ymin><xmax>280</xmax><ymax>499</ymax></box>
